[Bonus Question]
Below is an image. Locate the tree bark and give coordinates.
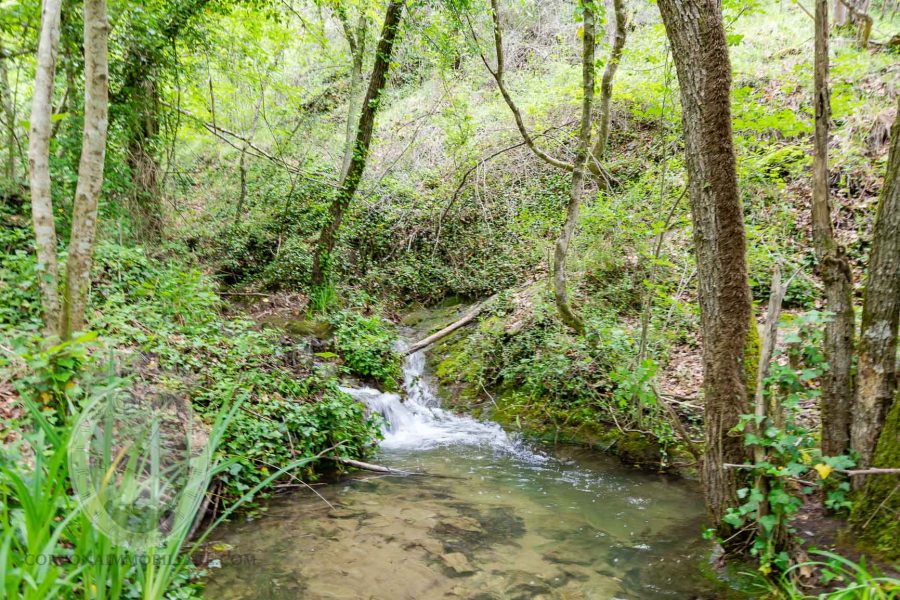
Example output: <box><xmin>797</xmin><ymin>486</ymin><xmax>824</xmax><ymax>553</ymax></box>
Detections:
<box><xmin>27</xmin><ymin>0</ymin><xmax>64</xmax><ymax>337</ymax></box>
<box><xmin>834</xmin><ymin>0</ymin><xmax>850</xmax><ymax>25</ymax></box>
<box><xmin>126</xmin><ymin>79</ymin><xmax>163</xmax><ymax>240</ymax></box>
<box><xmin>591</xmin><ymin>0</ymin><xmax>627</xmax><ymax>161</ymax></box>
<box><xmin>813</xmin><ymin>0</ymin><xmax>856</xmax><ymax>458</ymax></box>
<box><xmin>338</xmin><ymin>10</ymin><xmax>368</xmax><ymax>182</ymax></box>
<box><xmin>849</xmin><ymin>393</ymin><xmax>900</xmax><ymax>559</ymax></box>
<box><xmin>657</xmin><ymin>0</ymin><xmax>754</xmax><ymax>535</ymax></box>
<box><xmin>552</xmin><ymin>0</ymin><xmax>596</xmax><ymax>335</ymax></box>
<box><xmin>310</xmin><ymin>0</ymin><xmax>404</xmax><ymax>287</ymax></box>
<box><xmin>0</xmin><ymin>46</ymin><xmax>16</xmax><ymax>188</ymax></box>
<box><xmin>61</xmin><ymin>0</ymin><xmax>110</xmax><ymax>339</ymax></box>
<box><xmin>850</xmin><ymin>97</ymin><xmax>900</xmax><ymax>477</ymax></box>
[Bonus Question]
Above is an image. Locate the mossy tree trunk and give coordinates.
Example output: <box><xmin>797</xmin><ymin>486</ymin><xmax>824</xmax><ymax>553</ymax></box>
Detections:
<box><xmin>552</xmin><ymin>0</ymin><xmax>596</xmax><ymax>336</ymax></box>
<box><xmin>337</xmin><ymin>7</ymin><xmax>369</xmax><ymax>183</ymax></box>
<box><xmin>657</xmin><ymin>0</ymin><xmax>754</xmax><ymax>539</ymax></box>
<box><xmin>850</xmin><ymin>393</ymin><xmax>900</xmax><ymax>560</ymax></box>
<box><xmin>311</xmin><ymin>0</ymin><xmax>405</xmax><ymax>288</ymax></box>
<box><xmin>850</xmin><ymin>97</ymin><xmax>900</xmax><ymax>477</ymax></box>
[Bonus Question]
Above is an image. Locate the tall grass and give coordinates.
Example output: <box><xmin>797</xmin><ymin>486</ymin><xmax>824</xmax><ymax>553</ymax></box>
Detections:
<box><xmin>771</xmin><ymin>550</ymin><xmax>900</xmax><ymax>599</ymax></box>
<box><xmin>0</xmin><ymin>391</ymin><xmax>318</xmax><ymax>599</ymax></box>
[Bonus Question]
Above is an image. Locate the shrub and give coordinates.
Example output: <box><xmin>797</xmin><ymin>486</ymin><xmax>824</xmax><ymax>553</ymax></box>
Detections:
<box><xmin>329</xmin><ymin>310</ymin><xmax>402</xmax><ymax>390</ymax></box>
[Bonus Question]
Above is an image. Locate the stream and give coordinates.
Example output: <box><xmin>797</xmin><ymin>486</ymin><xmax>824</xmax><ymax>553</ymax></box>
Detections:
<box><xmin>203</xmin><ymin>350</ymin><xmax>723</xmax><ymax>599</ymax></box>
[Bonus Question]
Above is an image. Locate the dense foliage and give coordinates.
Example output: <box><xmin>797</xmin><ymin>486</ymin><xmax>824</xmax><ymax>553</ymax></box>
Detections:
<box><xmin>1</xmin><ymin>0</ymin><xmax>898</xmax><ymax>596</ymax></box>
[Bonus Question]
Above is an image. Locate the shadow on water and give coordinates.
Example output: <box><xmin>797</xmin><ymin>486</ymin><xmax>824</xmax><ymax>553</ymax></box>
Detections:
<box><xmin>203</xmin><ymin>350</ymin><xmax>730</xmax><ymax>599</ymax></box>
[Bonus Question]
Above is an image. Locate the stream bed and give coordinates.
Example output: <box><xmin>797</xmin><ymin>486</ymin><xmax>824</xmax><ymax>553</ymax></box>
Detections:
<box><xmin>203</xmin><ymin>351</ymin><xmax>723</xmax><ymax>599</ymax></box>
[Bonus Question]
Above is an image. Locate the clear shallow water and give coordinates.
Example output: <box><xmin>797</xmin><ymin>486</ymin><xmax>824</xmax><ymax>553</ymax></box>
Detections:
<box><xmin>202</xmin><ymin>352</ymin><xmax>722</xmax><ymax>599</ymax></box>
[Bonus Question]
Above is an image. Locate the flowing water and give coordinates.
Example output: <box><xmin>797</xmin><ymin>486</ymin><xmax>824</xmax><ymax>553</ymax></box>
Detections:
<box><xmin>203</xmin><ymin>351</ymin><xmax>723</xmax><ymax>599</ymax></box>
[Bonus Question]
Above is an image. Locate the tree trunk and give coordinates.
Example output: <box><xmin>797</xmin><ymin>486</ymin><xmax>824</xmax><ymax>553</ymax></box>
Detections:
<box><xmin>552</xmin><ymin>0</ymin><xmax>596</xmax><ymax>336</ymax></box>
<box><xmin>126</xmin><ymin>79</ymin><xmax>163</xmax><ymax>240</ymax></box>
<box><xmin>27</xmin><ymin>0</ymin><xmax>64</xmax><ymax>338</ymax></box>
<box><xmin>813</xmin><ymin>0</ymin><xmax>856</xmax><ymax>458</ymax></box>
<box><xmin>834</xmin><ymin>0</ymin><xmax>850</xmax><ymax>25</ymax></box>
<box><xmin>310</xmin><ymin>0</ymin><xmax>404</xmax><ymax>287</ymax></box>
<box><xmin>340</xmin><ymin>12</ymin><xmax>368</xmax><ymax>182</ymax></box>
<box><xmin>234</xmin><ymin>50</ymin><xmax>280</xmax><ymax>227</ymax></box>
<box><xmin>114</xmin><ymin>2</ymin><xmax>215</xmax><ymax>239</ymax></box>
<box><xmin>849</xmin><ymin>392</ymin><xmax>900</xmax><ymax>560</ymax></box>
<box><xmin>850</xmin><ymin>97</ymin><xmax>900</xmax><ymax>477</ymax></box>
<box><xmin>61</xmin><ymin>0</ymin><xmax>110</xmax><ymax>339</ymax></box>
<box><xmin>591</xmin><ymin>0</ymin><xmax>627</xmax><ymax>161</ymax></box>
<box><xmin>0</xmin><ymin>47</ymin><xmax>16</xmax><ymax>188</ymax></box>
<box><xmin>657</xmin><ymin>0</ymin><xmax>754</xmax><ymax>535</ymax></box>
<box><xmin>484</xmin><ymin>0</ymin><xmax>622</xmax><ymax>333</ymax></box>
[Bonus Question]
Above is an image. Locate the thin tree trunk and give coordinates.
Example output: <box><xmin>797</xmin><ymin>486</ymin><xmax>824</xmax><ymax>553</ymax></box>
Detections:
<box><xmin>482</xmin><ymin>0</ymin><xmax>623</xmax><ymax>333</ymax></box>
<box><xmin>236</xmin><ymin>147</ymin><xmax>248</xmax><ymax>222</ymax></box>
<box><xmin>310</xmin><ymin>0</ymin><xmax>404</xmax><ymax>287</ymax></box>
<box><xmin>126</xmin><ymin>79</ymin><xmax>163</xmax><ymax>240</ymax></box>
<box><xmin>657</xmin><ymin>0</ymin><xmax>754</xmax><ymax>536</ymax></box>
<box><xmin>61</xmin><ymin>0</ymin><xmax>110</xmax><ymax>339</ymax></box>
<box><xmin>553</xmin><ymin>0</ymin><xmax>595</xmax><ymax>335</ymax></box>
<box><xmin>850</xmin><ymin>97</ymin><xmax>900</xmax><ymax>478</ymax></box>
<box><xmin>339</xmin><ymin>12</ymin><xmax>368</xmax><ymax>182</ymax></box>
<box><xmin>234</xmin><ymin>82</ymin><xmax>269</xmax><ymax>226</ymax></box>
<box><xmin>834</xmin><ymin>0</ymin><xmax>849</xmax><ymax>25</ymax></box>
<box><xmin>813</xmin><ymin>0</ymin><xmax>856</xmax><ymax>458</ymax></box>
<box><xmin>0</xmin><ymin>47</ymin><xmax>16</xmax><ymax>187</ymax></box>
<box><xmin>27</xmin><ymin>0</ymin><xmax>64</xmax><ymax>337</ymax></box>
<box><xmin>591</xmin><ymin>0</ymin><xmax>627</xmax><ymax>161</ymax></box>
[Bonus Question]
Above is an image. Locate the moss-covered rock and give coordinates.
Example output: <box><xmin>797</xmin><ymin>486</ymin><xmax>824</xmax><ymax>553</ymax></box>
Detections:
<box><xmin>616</xmin><ymin>432</ymin><xmax>664</xmax><ymax>469</ymax></box>
<box><xmin>285</xmin><ymin>319</ymin><xmax>333</xmax><ymax>338</ymax></box>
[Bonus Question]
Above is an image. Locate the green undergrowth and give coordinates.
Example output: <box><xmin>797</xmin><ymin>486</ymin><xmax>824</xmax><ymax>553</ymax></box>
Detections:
<box><xmin>0</xmin><ymin>204</ymin><xmax>382</xmax><ymax>512</ymax></box>
<box><xmin>327</xmin><ymin>308</ymin><xmax>403</xmax><ymax>390</ymax></box>
<box><xmin>428</xmin><ymin>292</ymin><xmax>696</xmax><ymax>471</ymax></box>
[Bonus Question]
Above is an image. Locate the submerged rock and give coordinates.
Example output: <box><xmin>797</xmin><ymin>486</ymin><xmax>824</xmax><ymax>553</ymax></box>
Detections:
<box><xmin>441</xmin><ymin>552</ymin><xmax>477</xmax><ymax>576</ymax></box>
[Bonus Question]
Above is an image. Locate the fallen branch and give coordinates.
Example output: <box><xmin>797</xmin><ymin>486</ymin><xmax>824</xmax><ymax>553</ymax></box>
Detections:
<box><xmin>724</xmin><ymin>464</ymin><xmax>900</xmax><ymax>476</ymax></box>
<box><xmin>841</xmin><ymin>468</ymin><xmax>900</xmax><ymax>476</ymax></box>
<box><xmin>218</xmin><ymin>291</ymin><xmax>271</xmax><ymax>298</ymax></box>
<box><xmin>404</xmin><ymin>299</ymin><xmax>492</xmax><ymax>356</ymax></box>
<box><xmin>333</xmin><ymin>457</ymin><xmax>411</xmax><ymax>475</ymax></box>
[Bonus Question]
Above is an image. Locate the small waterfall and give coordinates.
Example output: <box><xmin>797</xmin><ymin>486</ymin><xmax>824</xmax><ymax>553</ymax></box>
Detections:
<box><xmin>341</xmin><ymin>349</ymin><xmax>528</xmax><ymax>454</ymax></box>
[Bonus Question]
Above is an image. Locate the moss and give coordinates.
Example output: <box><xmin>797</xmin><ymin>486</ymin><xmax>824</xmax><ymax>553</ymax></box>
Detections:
<box><xmin>755</xmin><ymin>145</ymin><xmax>810</xmax><ymax>182</ymax></box>
<box><xmin>616</xmin><ymin>432</ymin><xmax>663</xmax><ymax>469</ymax></box>
<box><xmin>285</xmin><ymin>319</ymin><xmax>332</xmax><ymax>338</ymax></box>
<box><xmin>849</xmin><ymin>394</ymin><xmax>900</xmax><ymax>561</ymax></box>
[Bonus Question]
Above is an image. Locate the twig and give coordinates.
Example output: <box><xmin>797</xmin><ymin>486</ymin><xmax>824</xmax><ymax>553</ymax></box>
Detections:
<box><xmin>652</xmin><ymin>384</ymin><xmax>702</xmax><ymax>462</ymax></box>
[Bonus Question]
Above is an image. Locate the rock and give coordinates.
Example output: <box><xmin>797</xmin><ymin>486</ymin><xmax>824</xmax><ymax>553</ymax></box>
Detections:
<box><xmin>441</xmin><ymin>552</ymin><xmax>477</xmax><ymax>575</ymax></box>
<box><xmin>439</xmin><ymin>516</ymin><xmax>482</xmax><ymax>533</ymax></box>
<box><xmin>285</xmin><ymin>319</ymin><xmax>332</xmax><ymax>339</ymax></box>
<box><xmin>327</xmin><ymin>508</ymin><xmax>367</xmax><ymax>520</ymax></box>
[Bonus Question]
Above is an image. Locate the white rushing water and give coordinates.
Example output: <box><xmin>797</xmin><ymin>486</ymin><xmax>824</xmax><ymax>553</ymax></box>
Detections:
<box><xmin>340</xmin><ymin>350</ymin><xmax>535</xmax><ymax>455</ymax></box>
